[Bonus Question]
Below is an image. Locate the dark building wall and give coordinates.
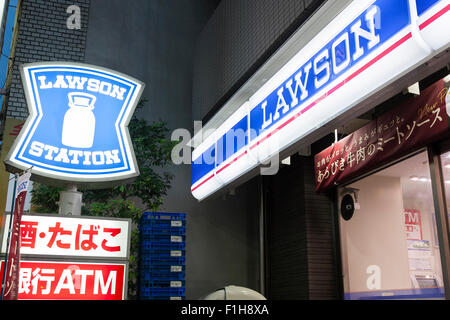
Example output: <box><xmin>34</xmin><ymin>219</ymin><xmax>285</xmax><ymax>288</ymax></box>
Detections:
<box><xmin>265</xmin><ymin>153</ymin><xmax>340</xmax><ymax>299</ymax></box>
<box><xmin>6</xmin><ymin>0</ymin><xmax>90</xmax><ymax>120</ymax></box>
<box><xmin>192</xmin><ymin>0</ymin><xmax>326</xmax><ymax>122</ymax></box>
<box><xmin>193</xmin><ymin>0</ymin><xmax>338</xmax><ymax>299</ymax></box>
<box><xmin>84</xmin><ymin>0</ymin><xmax>261</xmax><ymax>299</ymax></box>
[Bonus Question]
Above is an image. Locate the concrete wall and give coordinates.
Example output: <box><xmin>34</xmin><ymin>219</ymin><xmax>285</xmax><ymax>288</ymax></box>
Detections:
<box><xmin>84</xmin><ymin>0</ymin><xmax>261</xmax><ymax>299</ymax></box>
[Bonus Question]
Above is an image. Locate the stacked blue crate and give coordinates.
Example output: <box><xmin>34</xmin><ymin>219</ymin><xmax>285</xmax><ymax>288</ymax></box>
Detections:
<box><xmin>139</xmin><ymin>212</ymin><xmax>186</xmax><ymax>300</ymax></box>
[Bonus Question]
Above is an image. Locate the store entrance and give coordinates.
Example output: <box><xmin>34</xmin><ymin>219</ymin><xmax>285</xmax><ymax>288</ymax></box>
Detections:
<box><xmin>338</xmin><ymin>151</ymin><xmax>445</xmax><ymax>299</ymax></box>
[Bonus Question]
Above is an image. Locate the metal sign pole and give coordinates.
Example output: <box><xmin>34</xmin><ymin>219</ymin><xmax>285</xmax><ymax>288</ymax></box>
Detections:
<box><xmin>0</xmin><ymin>173</ymin><xmax>18</xmax><ymax>299</ymax></box>
<box><xmin>58</xmin><ymin>184</ymin><xmax>82</xmax><ymax>216</ymax></box>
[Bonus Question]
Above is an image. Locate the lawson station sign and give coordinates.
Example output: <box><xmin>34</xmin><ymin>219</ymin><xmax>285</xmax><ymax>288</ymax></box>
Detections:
<box><xmin>191</xmin><ymin>0</ymin><xmax>450</xmax><ymax>200</ymax></box>
<box><xmin>5</xmin><ymin>62</ymin><xmax>144</xmax><ymax>186</ymax></box>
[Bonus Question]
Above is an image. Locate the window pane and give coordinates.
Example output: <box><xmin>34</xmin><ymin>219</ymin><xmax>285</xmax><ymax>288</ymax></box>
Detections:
<box><xmin>339</xmin><ymin>151</ymin><xmax>445</xmax><ymax>300</ymax></box>
<box><xmin>440</xmin><ymin>150</ymin><xmax>450</xmax><ymax>245</ymax></box>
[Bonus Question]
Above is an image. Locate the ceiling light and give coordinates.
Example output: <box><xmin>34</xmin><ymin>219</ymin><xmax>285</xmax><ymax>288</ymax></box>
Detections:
<box><xmin>409</xmin><ymin>176</ymin><xmax>430</xmax><ymax>182</ymax></box>
<box><xmin>444</xmin><ymin>73</ymin><xmax>450</xmax><ymax>86</ymax></box>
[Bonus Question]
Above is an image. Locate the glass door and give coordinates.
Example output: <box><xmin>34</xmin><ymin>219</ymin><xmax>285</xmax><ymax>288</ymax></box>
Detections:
<box><xmin>338</xmin><ymin>151</ymin><xmax>445</xmax><ymax>299</ymax></box>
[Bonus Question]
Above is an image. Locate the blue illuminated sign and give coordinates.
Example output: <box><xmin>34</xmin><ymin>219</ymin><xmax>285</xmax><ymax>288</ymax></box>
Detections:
<box><xmin>5</xmin><ymin>62</ymin><xmax>145</xmax><ymax>186</ymax></box>
<box><xmin>191</xmin><ymin>0</ymin><xmax>450</xmax><ymax>200</ymax></box>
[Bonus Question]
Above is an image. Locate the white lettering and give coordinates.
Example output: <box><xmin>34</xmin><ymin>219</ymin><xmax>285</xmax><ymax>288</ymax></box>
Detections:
<box><xmin>29</xmin><ymin>141</ymin><xmax>45</xmax><ymax>157</ymax></box>
<box><xmin>44</xmin><ymin>144</ymin><xmax>59</xmax><ymax>160</ymax></box>
<box><xmin>273</xmin><ymin>87</ymin><xmax>289</xmax><ymax>121</ymax></box>
<box><xmin>53</xmin><ymin>75</ymin><xmax>69</xmax><ymax>89</ymax></box>
<box><xmin>99</xmin><ymin>81</ymin><xmax>112</xmax><ymax>96</ymax></box>
<box><xmin>285</xmin><ymin>62</ymin><xmax>312</xmax><ymax>108</ymax></box>
<box><xmin>54</xmin><ymin>148</ymin><xmax>70</xmax><ymax>163</ymax></box>
<box><xmin>37</xmin><ymin>75</ymin><xmax>126</xmax><ymax>101</ymax></box>
<box><xmin>65</xmin><ymin>76</ymin><xmax>88</xmax><ymax>89</ymax></box>
<box><xmin>38</xmin><ymin>76</ymin><xmax>52</xmax><ymax>89</ymax></box>
<box><xmin>92</xmin><ymin>151</ymin><xmax>105</xmax><ymax>165</ymax></box>
<box><xmin>87</xmin><ymin>78</ymin><xmax>100</xmax><ymax>92</ymax></box>
<box><xmin>351</xmin><ymin>6</ymin><xmax>380</xmax><ymax>61</ymax></box>
<box><xmin>30</xmin><ymin>142</ymin><xmax>120</xmax><ymax>167</ymax></box>
<box><xmin>94</xmin><ymin>270</ymin><xmax>116</xmax><ymax>295</ymax></box>
<box><xmin>68</xmin><ymin>150</ymin><xmax>83</xmax><ymax>164</ymax></box>
<box><xmin>74</xmin><ymin>270</ymin><xmax>93</xmax><ymax>294</ymax></box>
<box><xmin>332</xmin><ymin>32</ymin><xmax>351</xmax><ymax>74</ymax></box>
<box><xmin>314</xmin><ymin>49</ymin><xmax>330</xmax><ymax>89</ymax></box>
<box><xmin>66</xmin><ymin>5</ymin><xmax>81</xmax><ymax>30</ymax></box>
<box><xmin>83</xmin><ymin>151</ymin><xmax>92</xmax><ymax>165</ymax></box>
<box><xmin>110</xmin><ymin>85</ymin><xmax>126</xmax><ymax>101</ymax></box>
<box><xmin>261</xmin><ymin>101</ymin><xmax>272</xmax><ymax>130</ymax></box>
<box><xmin>366</xmin><ymin>265</ymin><xmax>381</xmax><ymax>290</ymax></box>
<box><xmin>171</xmin><ymin>129</ymin><xmax>191</xmax><ymax>165</ymax></box>
<box><xmin>407</xmin><ymin>212</ymin><xmax>419</xmax><ymax>223</ymax></box>
<box><xmin>104</xmin><ymin>150</ymin><xmax>121</xmax><ymax>164</ymax></box>
<box><xmin>54</xmin><ymin>269</ymin><xmax>75</xmax><ymax>294</ymax></box>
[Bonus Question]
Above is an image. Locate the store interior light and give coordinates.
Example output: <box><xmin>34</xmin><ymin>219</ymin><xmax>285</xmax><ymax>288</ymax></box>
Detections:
<box><xmin>409</xmin><ymin>176</ymin><xmax>430</xmax><ymax>182</ymax></box>
<box><xmin>444</xmin><ymin>73</ymin><xmax>450</xmax><ymax>86</ymax></box>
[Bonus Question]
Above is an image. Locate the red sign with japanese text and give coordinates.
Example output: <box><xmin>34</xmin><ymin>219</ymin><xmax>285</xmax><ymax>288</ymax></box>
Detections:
<box><xmin>314</xmin><ymin>79</ymin><xmax>450</xmax><ymax>191</ymax></box>
<box><xmin>3</xmin><ymin>171</ymin><xmax>31</xmax><ymax>300</ymax></box>
<box><xmin>0</xmin><ymin>260</ymin><xmax>126</xmax><ymax>300</ymax></box>
<box><xmin>1</xmin><ymin>214</ymin><xmax>130</xmax><ymax>259</ymax></box>
<box><xmin>404</xmin><ymin>209</ymin><xmax>423</xmax><ymax>240</ymax></box>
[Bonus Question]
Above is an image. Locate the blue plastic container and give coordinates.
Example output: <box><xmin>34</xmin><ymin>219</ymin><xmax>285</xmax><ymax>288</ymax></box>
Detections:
<box><xmin>140</xmin><ymin>286</ymin><xmax>185</xmax><ymax>299</ymax></box>
<box><xmin>140</xmin><ymin>255</ymin><xmax>186</xmax><ymax>266</ymax></box>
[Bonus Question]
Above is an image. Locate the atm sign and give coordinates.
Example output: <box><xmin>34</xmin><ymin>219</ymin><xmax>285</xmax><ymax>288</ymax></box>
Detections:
<box><xmin>0</xmin><ymin>260</ymin><xmax>126</xmax><ymax>300</ymax></box>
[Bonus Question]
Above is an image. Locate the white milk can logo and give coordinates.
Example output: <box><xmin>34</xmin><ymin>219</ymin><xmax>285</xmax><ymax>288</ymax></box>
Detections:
<box><xmin>5</xmin><ymin>62</ymin><xmax>145</xmax><ymax>185</ymax></box>
<box><xmin>62</xmin><ymin>92</ymin><xmax>97</xmax><ymax>148</ymax></box>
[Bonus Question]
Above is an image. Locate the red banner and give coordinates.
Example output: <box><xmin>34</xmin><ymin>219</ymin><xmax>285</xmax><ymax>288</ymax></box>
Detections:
<box><xmin>315</xmin><ymin>80</ymin><xmax>450</xmax><ymax>191</ymax></box>
<box><xmin>0</xmin><ymin>260</ymin><xmax>126</xmax><ymax>300</ymax></box>
<box><xmin>2</xmin><ymin>171</ymin><xmax>31</xmax><ymax>299</ymax></box>
<box><xmin>404</xmin><ymin>209</ymin><xmax>423</xmax><ymax>240</ymax></box>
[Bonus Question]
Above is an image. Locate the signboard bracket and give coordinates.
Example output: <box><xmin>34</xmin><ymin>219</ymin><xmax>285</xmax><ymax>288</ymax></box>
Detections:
<box><xmin>58</xmin><ymin>183</ymin><xmax>82</xmax><ymax>216</ymax></box>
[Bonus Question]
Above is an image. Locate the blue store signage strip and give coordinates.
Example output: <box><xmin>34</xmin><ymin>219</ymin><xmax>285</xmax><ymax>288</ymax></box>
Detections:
<box><xmin>191</xmin><ymin>0</ymin><xmax>450</xmax><ymax>200</ymax></box>
<box><xmin>5</xmin><ymin>62</ymin><xmax>145</xmax><ymax>186</ymax></box>
<box><xmin>344</xmin><ymin>287</ymin><xmax>445</xmax><ymax>300</ymax></box>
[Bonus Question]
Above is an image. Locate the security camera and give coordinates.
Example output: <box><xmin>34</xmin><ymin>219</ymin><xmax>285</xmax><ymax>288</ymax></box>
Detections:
<box><xmin>340</xmin><ymin>188</ymin><xmax>360</xmax><ymax>221</ymax></box>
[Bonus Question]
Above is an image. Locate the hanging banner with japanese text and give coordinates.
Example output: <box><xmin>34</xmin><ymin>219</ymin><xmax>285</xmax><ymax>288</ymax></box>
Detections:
<box><xmin>1</xmin><ymin>214</ymin><xmax>130</xmax><ymax>260</ymax></box>
<box><xmin>0</xmin><ymin>260</ymin><xmax>126</xmax><ymax>300</ymax></box>
<box><xmin>314</xmin><ymin>79</ymin><xmax>450</xmax><ymax>191</ymax></box>
<box><xmin>2</xmin><ymin>171</ymin><xmax>31</xmax><ymax>300</ymax></box>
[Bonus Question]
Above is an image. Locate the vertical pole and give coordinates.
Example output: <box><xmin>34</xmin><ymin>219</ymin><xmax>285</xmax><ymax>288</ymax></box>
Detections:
<box><xmin>58</xmin><ymin>184</ymin><xmax>82</xmax><ymax>216</ymax></box>
<box><xmin>331</xmin><ymin>188</ymin><xmax>345</xmax><ymax>300</ymax></box>
<box><xmin>0</xmin><ymin>173</ymin><xmax>17</xmax><ymax>299</ymax></box>
<box><xmin>427</xmin><ymin>146</ymin><xmax>450</xmax><ymax>299</ymax></box>
<box><xmin>258</xmin><ymin>176</ymin><xmax>265</xmax><ymax>296</ymax></box>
